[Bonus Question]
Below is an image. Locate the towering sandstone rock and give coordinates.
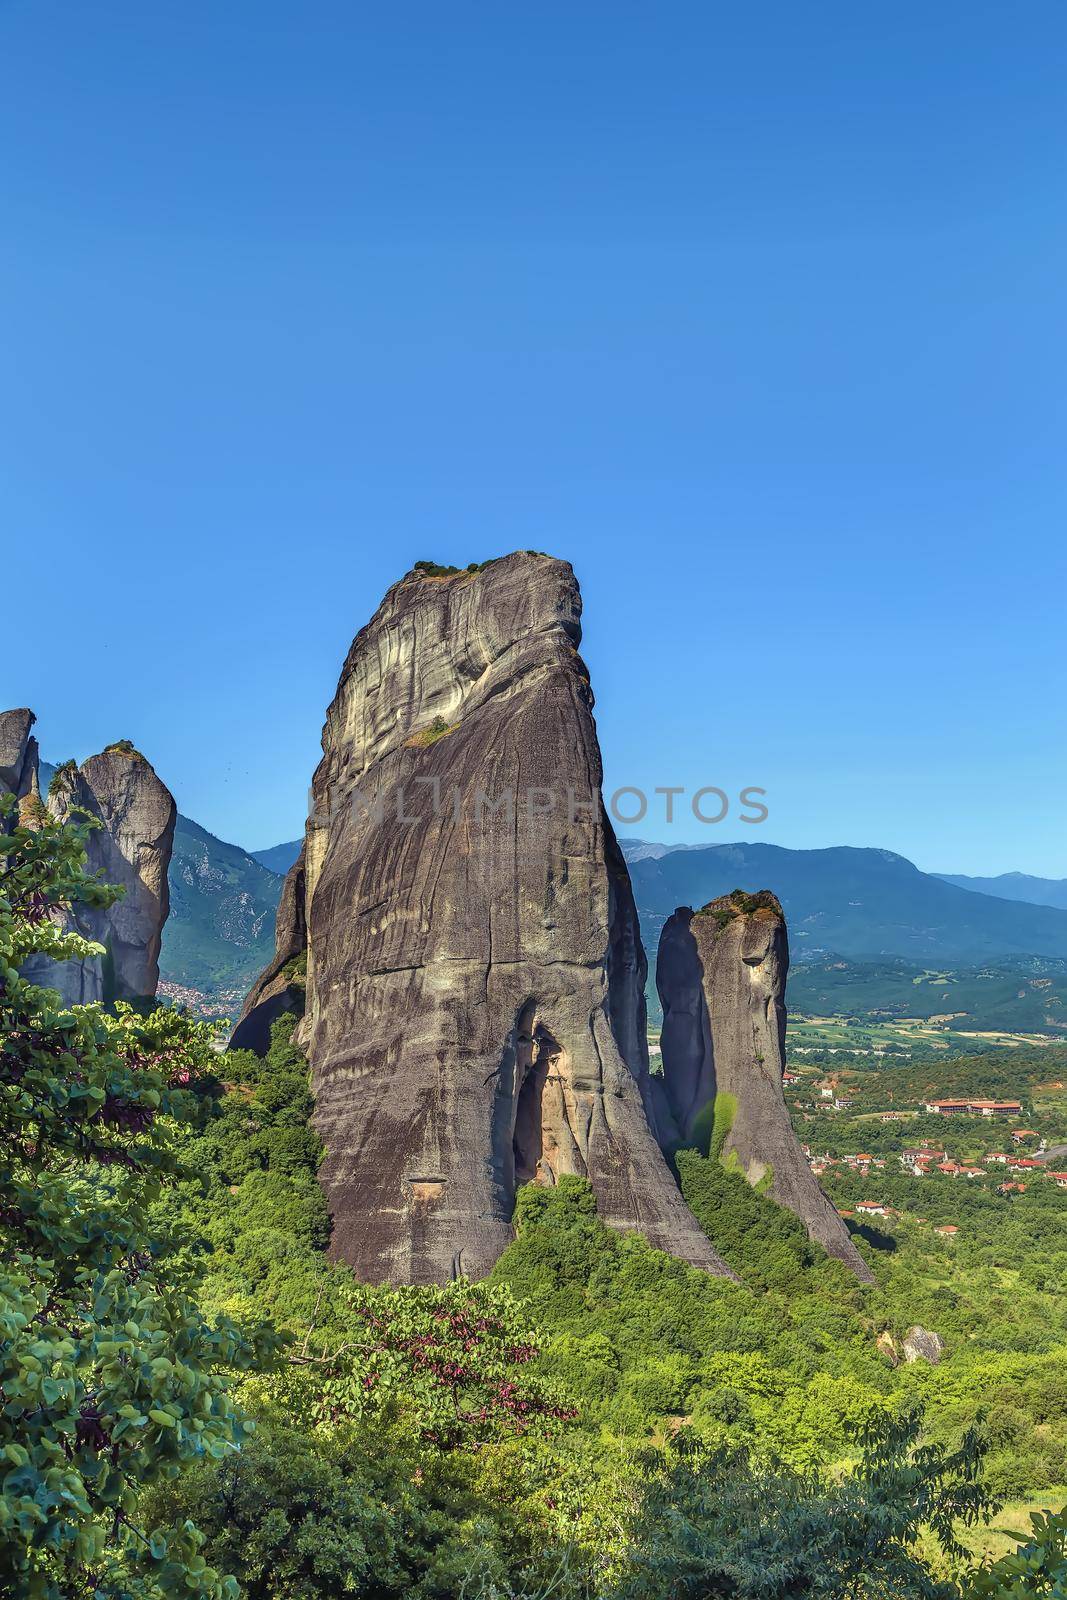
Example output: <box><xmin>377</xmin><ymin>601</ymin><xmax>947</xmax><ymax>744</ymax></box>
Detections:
<box><xmin>2</xmin><ymin>717</ymin><xmax>176</xmax><ymax>1005</ymax></box>
<box><xmin>47</xmin><ymin>748</ymin><xmax>176</xmax><ymax>1003</ymax></box>
<box><xmin>239</xmin><ymin>554</ymin><xmax>732</xmax><ymax>1283</ymax></box>
<box><xmin>0</xmin><ymin>709</ymin><xmax>39</xmax><ymax>818</ymax></box>
<box><xmin>657</xmin><ymin>891</ymin><xmax>874</xmax><ymax>1280</ymax></box>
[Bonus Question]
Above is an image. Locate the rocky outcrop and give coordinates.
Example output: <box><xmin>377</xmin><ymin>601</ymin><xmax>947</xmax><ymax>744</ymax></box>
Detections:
<box><xmin>656</xmin><ymin>891</ymin><xmax>874</xmax><ymax>1281</ymax></box>
<box><xmin>228</xmin><ymin>850</ymin><xmax>307</xmax><ymax>1053</ymax></box>
<box><xmin>0</xmin><ymin>709</ymin><xmax>39</xmax><ymax>819</ymax></box>
<box><xmin>876</xmin><ymin>1331</ymin><xmax>901</xmax><ymax>1367</ymax></box>
<box><xmin>5</xmin><ymin>725</ymin><xmax>177</xmax><ymax>1006</ymax></box>
<box><xmin>241</xmin><ymin>553</ymin><xmax>732</xmax><ymax>1284</ymax></box>
<box><xmin>902</xmin><ymin>1325</ymin><xmax>943</xmax><ymax>1365</ymax></box>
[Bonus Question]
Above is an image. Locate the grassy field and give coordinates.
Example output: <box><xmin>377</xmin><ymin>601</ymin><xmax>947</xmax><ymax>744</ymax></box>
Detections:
<box><xmin>952</xmin><ymin>1488</ymin><xmax>1067</xmax><ymax>1564</ymax></box>
<box><xmin>786</xmin><ymin>1013</ymin><xmax>1064</xmax><ymax>1058</ymax></box>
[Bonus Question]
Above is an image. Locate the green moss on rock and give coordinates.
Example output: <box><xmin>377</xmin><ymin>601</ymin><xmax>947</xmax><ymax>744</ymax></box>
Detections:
<box><xmin>405</xmin><ymin>714</ymin><xmax>459</xmax><ymax>749</ymax></box>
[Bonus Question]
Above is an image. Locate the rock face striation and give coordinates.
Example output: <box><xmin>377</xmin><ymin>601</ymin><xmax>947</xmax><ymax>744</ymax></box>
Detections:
<box><xmin>656</xmin><ymin>891</ymin><xmax>874</xmax><ymax>1280</ymax></box>
<box><xmin>2</xmin><ymin>717</ymin><xmax>177</xmax><ymax>1006</ymax></box>
<box><xmin>239</xmin><ymin>554</ymin><xmax>732</xmax><ymax>1284</ymax></box>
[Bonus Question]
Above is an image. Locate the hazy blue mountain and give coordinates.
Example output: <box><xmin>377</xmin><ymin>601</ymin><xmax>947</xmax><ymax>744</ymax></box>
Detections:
<box><xmin>251</xmin><ymin>839</ymin><xmax>303</xmax><ymax>876</ymax></box>
<box><xmin>628</xmin><ymin>841</ymin><xmax>1067</xmax><ymax>964</ymax></box>
<box><xmin>617</xmin><ymin>836</ymin><xmax>713</xmax><ymax>863</ymax></box>
<box><xmin>163</xmin><ymin>816</ymin><xmax>285</xmax><ymax>1001</ymax></box>
<box><xmin>937</xmin><ymin>870</ymin><xmax>1067</xmax><ymax>912</ymax></box>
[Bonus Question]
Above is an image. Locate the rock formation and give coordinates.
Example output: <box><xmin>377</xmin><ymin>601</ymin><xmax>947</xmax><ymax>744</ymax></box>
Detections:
<box><xmin>239</xmin><ymin>554</ymin><xmax>732</xmax><ymax>1284</ymax></box>
<box><xmin>902</xmin><ymin>1325</ymin><xmax>943</xmax><ymax>1365</ymax></box>
<box><xmin>229</xmin><ymin>849</ymin><xmax>307</xmax><ymax>1053</ymax></box>
<box><xmin>656</xmin><ymin>891</ymin><xmax>874</xmax><ymax>1281</ymax></box>
<box><xmin>0</xmin><ymin>709</ymin><xmax>39</xmax><ymax>820</ymax></box>
<box><xmin>876</xmin><ymin>1331</ymin><xmax>900</xmax><ymax>1367</ymax></box>
<box><xmin>2</xmin><ymin>718</ymin><xmax>177</xmax><ymax>1006</ymax></box>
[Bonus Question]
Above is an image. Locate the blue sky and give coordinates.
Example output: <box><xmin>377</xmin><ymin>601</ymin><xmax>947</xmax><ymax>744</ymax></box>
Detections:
<box><xmin>3</xmin><ymin>1</ymin><xmax>1065</xmax><ymax>873</ymax></box>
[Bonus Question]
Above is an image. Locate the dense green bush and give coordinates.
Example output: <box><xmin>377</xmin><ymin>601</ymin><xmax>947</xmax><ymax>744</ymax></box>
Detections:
<box><xmin>609</xmin><ymin>1412</ymin><xmax>992</xmax><ymax>1600</ymax></box>
<box><xmin>144</xmin><ymin>1399</ymin><xmax>592</xmax><ymax>1600</ymax></box>
<box><xmin>0</xmin><ymin>798</ymin><xmax>274</xmax><ymax>1600</ymax></box>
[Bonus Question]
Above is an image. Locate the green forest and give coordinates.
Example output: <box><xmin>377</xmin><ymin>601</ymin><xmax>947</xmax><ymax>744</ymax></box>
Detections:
<box><xmin>4</xmin><ymin>805</ymin><xmax>1067</xmax><ymax>1599</ymax></box>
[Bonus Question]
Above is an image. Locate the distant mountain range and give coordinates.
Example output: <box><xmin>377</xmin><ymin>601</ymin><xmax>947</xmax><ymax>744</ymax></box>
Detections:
<box><xmin>250</xmin><ymin>839</ymin><xmax>302</xmax><ymax>876</ymax></box>
<box><xmin>620</xmin><ymin>840</ymin><xmax>1067</xmax><ymax>964</ymax></box>
<box><xmin>41</xmin><ymin>765</ymin><xmax>1067</xmax><ymax>1022</ymax></box>
<box><xmin>163</xmin><ymin>816</ymin><xmax>284</xmax><ymax>1002</ymax></box>
<box><xmin>936</xmin><ymin>870</ymin><xmax>1067</xmax><ymax>912</ymax></box>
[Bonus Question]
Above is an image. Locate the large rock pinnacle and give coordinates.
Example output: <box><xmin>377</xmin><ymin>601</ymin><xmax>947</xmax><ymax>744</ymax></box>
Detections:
<box><xmin>54</xmin><ymin>748</ymin><xmax>176</xmax><ymax>1002</ymax></box>
<box><xmin>0</xmin><ymin>709</ymin><xmax>39</xmax><ymax>813</ymax></box>
<box><xmin>3</xmin><ymin>723</ymin><xmax>177</xmax><ymax>1006</ymax></box>
<box><xmin>239</xmin><ymin>553</ymin><xmax>732</xmax><ymax>1283</ymax></box>
<box><xmin>657</xmin><ymin>891</ymin><xmax>874</xmax><ymax>1280</ymax></box>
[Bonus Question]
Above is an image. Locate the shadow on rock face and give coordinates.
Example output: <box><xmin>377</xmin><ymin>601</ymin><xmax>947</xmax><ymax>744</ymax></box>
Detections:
<box><xmin>654</xmin><ymin>908</ymin><xmax>716</xmax><ymax>1148</ymax></box>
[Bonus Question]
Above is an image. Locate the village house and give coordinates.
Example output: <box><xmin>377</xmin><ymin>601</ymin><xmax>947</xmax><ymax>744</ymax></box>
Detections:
<box><xmin>1050</xmin><ymin>1173</ymin><xmax>1067</xmax><ymax>1189</ymax></box>
<box><xmin>856</xmin><ymin>1200</ymin><xmax>890</xmax><ymax>1217</ymax></box>
<box><xmin>1009</xmin><ymin>1158</ymin><xmax>1041</xmax><ymax>1173</ymax></box>
<box><xmin>901</xmin><ymin>1148</ymin><xmax>942</xmax><ymax>1176</ymax></box>
<box><xmin>923</xmin><ymin>1098</ymin><xmax>1022</xmax><ymax>1116</ymax></box>
<box><xmin>983</xmin><ymin>1153</ymin><xmax>1011</xmax><ymax>1165</ymax></box>
<box><xmin>1011</xmin><ymin>1129</ymin><xmax>1035</xmax><ymax>1142</ymax></box>
<box><xmin>782</xmin><ymin>1070</ymin><xmax>799</xmax><ymax>1085</ymax></box>
<box><xmin>997</xmin><ymin>1181</ymin><xmax>1026</xmax><ymax>1195</ymax></box>
<box><xmin>935</xmin><ymin>1224</ymin><xmax>959</xmax><ymax>1237</ymax></box>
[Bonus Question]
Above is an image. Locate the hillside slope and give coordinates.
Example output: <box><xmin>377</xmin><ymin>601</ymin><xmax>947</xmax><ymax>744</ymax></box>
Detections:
<box><xmin>938</xmin><ymin>870</ymin><xmax>1067</xmax><ymax>911</ymax></box>
<box><xmin>250</xmin><ymin>838</ymin><xmax>302</xmax><ymax>875</ymax></box>
<box><xmin>163</xmin><ymin>815</ymin><xmax>284</xmax><ymax>1002</ymax></box>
